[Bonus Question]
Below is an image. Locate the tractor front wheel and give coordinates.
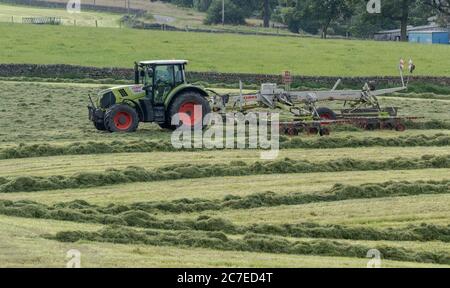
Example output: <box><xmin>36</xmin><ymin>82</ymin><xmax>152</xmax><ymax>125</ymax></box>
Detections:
<box><xmin>168</xmin><ymin>92</ymin><xmax>211</xmax><ymax>129</ymax></box>
<box><xmin>93</xmin><ymin>121</ymin><xmax>107</xmax><ymax>131</ymax></box>
<box><xmin>104</xmin><ymin>104</ymin><xmax>139</xmax><ymax>132</ymax></box>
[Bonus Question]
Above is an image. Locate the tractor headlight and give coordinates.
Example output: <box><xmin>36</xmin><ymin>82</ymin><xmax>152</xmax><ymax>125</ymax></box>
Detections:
<box><xmin>99</xmin><ymin>91</ymin><xmax>116</xmax><ymax>109</ymax></box>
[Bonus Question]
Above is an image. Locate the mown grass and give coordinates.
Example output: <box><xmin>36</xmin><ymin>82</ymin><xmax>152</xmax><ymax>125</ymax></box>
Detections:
<box><xmin>1</xmin><ymin>168</ymin><xmax>449</xmax><ymax>205</ymax></box>
<box><xmin>1</xmin><ymin>216</ymin><xmax>445</xmax><ymax>268</ymax></box>
<box><xmin>52</xmin><ymin>226</ymin><xmax>450</xmax><ymax>264</ymax></box>
<box><xmin>1</xmin><ymin>133</ymin><xmax>449</xmax><ymax>160</ymax></box>
<box><xmin>0</xmin><ymin>78</ymin><xmax>448</xmax><ymax>267</ymax></box>
<box><xmin>175</xmin><ymin>193</ymin><xmax>450</xmax><ymax>228</ymax></box>
<box><xmin>1</xmin><ymin>155</ymin><xmax>449</xmax><ymax>193</ymax></box>
<box><xmin>0</xmin><ymin>80</ymin><xmax>448</xmax><ymax>145</ymax></box>
<box><xmin>2</xmin><ymin>197</ymin><xmax>450</xmax><ymax>264</ymax></box>
<box><xmin>1</xmin><ymin>146</ymin><xmax>449</xmax><ymax>178</ymax></box>
<box><xmin>2</xmin><ymin>23</ymin><xmax>450</xmax><ymax>76</ymax></box>
<box><xmin>2</xmin><ymin>180</ymin><xmax>449</xmax><ymax>241</ymax></box>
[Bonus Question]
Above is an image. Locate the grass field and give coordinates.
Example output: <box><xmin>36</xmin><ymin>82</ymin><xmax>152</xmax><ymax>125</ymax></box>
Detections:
<box><xmin>1</xmin><ymin>23</ymin><xmax>450</xmax><ymax>76</ymax></box>
<box><xmin>0</xmin><ymin>77</ymin><xmax>449</xmax><ymax>267</ymax></box>
<box><xmin>1</xmin><ymin>81</ymin><xmax>450</xmax><ymax>145</ymax></box>
<box><xmin>0</xmin><ymin>3</ymin><xmax>122</xmax><ymax>27</ymax></box>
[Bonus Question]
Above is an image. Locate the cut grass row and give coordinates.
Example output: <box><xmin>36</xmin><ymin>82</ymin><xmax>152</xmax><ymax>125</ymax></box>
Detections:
<box><xmin>2</xmin><ymin>180</ymin><xmax>449</xmax><ymax>242</ymax></box>
<box><xmin>53</xmin><ymin>226</ymin><xmax>450</xmax><ymax>265</ymax></box>
<box><xmin>1</xmin><ymin>146</ymin><xmax>449</xmax><ymax>178</ymax></box>
<box><xmin>175</xmin><ymin>193</ymin><xmax>450</xmax><ymax>228</ymax></box>
<box><xmin>60</xmin><ymin>180</ymin><xmax>450</xmax><ymax>215</ymax></box>
<box><xmin>1</xmin><ymin>155</ymin><xmax>449</xmax><ymax>193</ymax></box>
<box><xmin>0</xmin><ymin>216</ymin><xmax>444</xmax><ymax>268</ymax></box>
<box><xmin>1</xmin><ymin>168</ymin><xmax>448</xmax><ymax>205</ymax></box>
<box><xmin>1</xmin><ymin>133</ymin><xmax>449</xmax><ymax>160</ymax></box>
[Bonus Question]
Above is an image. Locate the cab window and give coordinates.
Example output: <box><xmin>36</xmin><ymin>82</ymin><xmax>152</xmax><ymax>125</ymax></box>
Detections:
<box><xmin>174</xmin><ymin>65</ymin><xmax>184</xmax><ymax>86</ymax></box>
<box><xmin>154</xmin><ymin>65</ymin><xmax>174</xmax><ymax>86</ymax></box>
<box><xmin>154</xmin><ymin>65</ymin><xmax>175</xmax><ymax>103</ymax></box>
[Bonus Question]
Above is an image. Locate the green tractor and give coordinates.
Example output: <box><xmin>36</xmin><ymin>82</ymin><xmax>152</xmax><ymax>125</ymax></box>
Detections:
<box><xmin>88</xmin><ymin>60</ymin><xmax>211</xmax><ymax>132</ymax></box>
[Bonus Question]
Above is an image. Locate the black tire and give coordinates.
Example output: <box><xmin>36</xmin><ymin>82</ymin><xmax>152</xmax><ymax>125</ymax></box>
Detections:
<box><xmin>93</xmin><ymin>121</ymin><xmax>107</xmax><ymax>131</ymax></box>
<box><xmin>168</xmin><ymin>92</ymin><xmax>211</xmax><ymax>129</ymax></box>
<box><xmin>104</xmin><ymin>104</ymin><xmax>139</xmax><ymax>133</ymax></box>
<box><xmin>158</xmin><ymin>122</ymin><xmax>176</xmax><ymax>131</ymax></box>
<box><xmin>316</xmin><ymin>107</ymin><xmax>337</xmax><ymax>120</ymax></box>
<box><xmin>319</xmin><ymin>127</ymin><xmax>331</xmax><ymax>136</ymax></box>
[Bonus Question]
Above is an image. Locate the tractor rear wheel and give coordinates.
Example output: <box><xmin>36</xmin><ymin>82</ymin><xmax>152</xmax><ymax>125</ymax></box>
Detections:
<box><xmin>104</xmin><ymin>104</ymin><xmax>139</xmax><ymax>133</ymax></box>
<box><xmin>168</xmin><ymin>92</ymin><xmax>211</xmax><ymax>129</ymax></box>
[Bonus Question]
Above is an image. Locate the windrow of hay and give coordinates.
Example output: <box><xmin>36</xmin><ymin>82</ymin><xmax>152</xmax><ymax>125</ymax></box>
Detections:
<box><xmin>1</xmin><ymin>155</ymin><xmax>449</xmax><ymax>193</ymax></box>
<box><xmin>404</xmin><ymin>121</ymin><xmax>450</xmax><ymax>130</ymax></box>
<box><xmin>0</xmin><ymin>134</ymin><xmax>448</xmax><ymax>160</ymax></box>
<box><xmin>280</xmin><ymin>133</ymin><xmax>450</xmax><ymax>149</ymax></box>
<box><xmin>1</xmin><ymin>197</ymin><xmax>450</xmax><ymax>243</ymax></box>
<box><xmin>52</xmin><ymin>226</ymin><xmax>450</xmax><ymax>265</ymax></box>
<box><xmin>124</xmin><ymin>180</ymin><xmax>450</xmax><ymax>213</ymax></box>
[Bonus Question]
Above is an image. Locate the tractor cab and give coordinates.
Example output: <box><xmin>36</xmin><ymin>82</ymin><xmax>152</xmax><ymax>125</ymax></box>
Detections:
<box><xmin>135</xmin><ymin>60</ymin><xmax>188</xmax><ymax>105</ymax></box>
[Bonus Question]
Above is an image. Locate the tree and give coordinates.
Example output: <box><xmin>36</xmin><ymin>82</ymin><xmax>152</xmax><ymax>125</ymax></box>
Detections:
<box><xmin>204</xmin><ymin>0</ymin><xmax>246</xmax><ymax>25</ymax></box>
<box><xmin>263</xmin><ymin>0</ymin><xmax>271</xmax><ymax>27</ymax></box>
<box><xmin>314</xmin><ymin>0</ymin><xmax>353</xmax><ymax>38</ymax></box>
<box><xmin>424</xmin><ymin>0</ymin><xmax>450</xmax><ymax>15</ymax></box>
<box><xmin>379</xmin><ymin>0</ymin><xmax>423</xmax><ymax>41</ymax></box>
<box><xmin>286</xmin><ymin>0</ymin><xmax>353</xmax><ymax>38</ymax></box>
<box><xmin>194</xmin><ymin>0</ymin><xmax>213</xmax><ymax>11</ymax></box>
<box><xmin>283</xmin><ymin>2</ymin><xmax>321</xmax><ymax>34</ymax></box>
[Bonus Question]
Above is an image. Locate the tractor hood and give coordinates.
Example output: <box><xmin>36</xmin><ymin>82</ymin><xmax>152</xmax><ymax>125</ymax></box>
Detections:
<box><xmin>96</xmin><ymin>84</ymin><xmax>146</xmax><ymax>109</ymax></box>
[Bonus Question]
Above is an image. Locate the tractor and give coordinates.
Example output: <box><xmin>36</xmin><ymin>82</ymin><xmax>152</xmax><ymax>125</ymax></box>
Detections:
<box><xmin>88</xmin><ymin>60</ymin><xmax>211</xmax><ymax>132</ymax></box>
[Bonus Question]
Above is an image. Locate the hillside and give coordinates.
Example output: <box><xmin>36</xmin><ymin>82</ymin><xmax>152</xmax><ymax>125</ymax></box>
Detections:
<box><xmin>1</xmin><ymin>23</ymin><xmax>450</xmax><ymax>76</ymax></box>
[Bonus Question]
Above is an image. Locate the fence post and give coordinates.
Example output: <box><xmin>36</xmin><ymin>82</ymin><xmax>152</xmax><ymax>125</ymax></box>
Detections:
<box><xmin>95</xmin><ymin>20</ymin><xmax>98</xmax><ymax>27</ymax></box>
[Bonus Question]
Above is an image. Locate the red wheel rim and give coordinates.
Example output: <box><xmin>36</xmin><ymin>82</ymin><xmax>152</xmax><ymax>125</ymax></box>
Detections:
<box><xmin>320</xmin><ymin>113</ymin><xmax>332</xmax><ymax>125</ymax></box>
<box><xmin>178</xmin><ymin>102</ymin><xmax>202</xmax><ymax>127</ymax></box>
<box><xmin>113</xmin><ymin>111</ymin><xmax>132</xmax><ymax>130</ymax></box>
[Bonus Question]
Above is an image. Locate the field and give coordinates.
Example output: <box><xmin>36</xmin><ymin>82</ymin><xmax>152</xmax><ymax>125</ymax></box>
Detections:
<box><xmin>2</xmin><ymin>23</ymin><xmax>450</xmax><ymax>76</ymax></box>
<box><xmin>12</xmin><ymin>0</ymin><xmax>290</xmax><ymax>34</ymax></box>
<box><xmin>0</xmin><ymin>78</ymin><xmax>449</xmax><ymax>268</ymax></box>
<box><xmin>1</xmin><ymin>10</ymin><xmax>450</xmax><ymax>267</ymax></box>
<box><xmin>0</xmin><ymin>3</ymin><xmax>122</xmax><ymax>27</ymax></box>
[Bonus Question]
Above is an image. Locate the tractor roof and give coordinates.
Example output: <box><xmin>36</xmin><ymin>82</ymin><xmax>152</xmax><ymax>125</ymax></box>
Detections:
<box><xmin>139</xmin><ymin>60</ymin><xmax>188</xmax><ymax>66</ymax></box>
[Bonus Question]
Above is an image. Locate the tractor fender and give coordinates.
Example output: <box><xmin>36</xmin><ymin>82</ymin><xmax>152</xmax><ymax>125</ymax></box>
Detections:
<box><xmin>164</xmin><ymin>85</ymin><xmax>209</xmax><ymax>109</ymax></box>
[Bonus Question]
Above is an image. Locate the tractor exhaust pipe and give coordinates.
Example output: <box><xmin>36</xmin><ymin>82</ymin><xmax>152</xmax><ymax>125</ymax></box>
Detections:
<box><xmin>134</xmin><ymin>62</ymin><xmax>139</xmax><ymax>84</ymax></box>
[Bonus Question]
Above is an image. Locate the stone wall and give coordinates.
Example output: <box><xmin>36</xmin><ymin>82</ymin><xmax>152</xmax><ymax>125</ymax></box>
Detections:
<box><xmin>1</xmin><ymin>63</ymin><xmax>450</xmax><ymax>87</ymax></box>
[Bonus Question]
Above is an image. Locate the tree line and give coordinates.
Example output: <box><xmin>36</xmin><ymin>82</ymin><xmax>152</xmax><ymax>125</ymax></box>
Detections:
<box><xmin>159</xmin><ymin>0</ymin><xmax>450</xmax><ymax>39</ymax></box>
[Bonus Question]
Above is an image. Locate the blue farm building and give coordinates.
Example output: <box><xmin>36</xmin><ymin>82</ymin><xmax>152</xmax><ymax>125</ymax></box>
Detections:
<box><xmin>409</xmin><ymin>31</ymin><xmax>449</xmax><ymax>44</ymax></box>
